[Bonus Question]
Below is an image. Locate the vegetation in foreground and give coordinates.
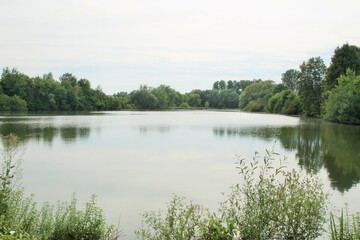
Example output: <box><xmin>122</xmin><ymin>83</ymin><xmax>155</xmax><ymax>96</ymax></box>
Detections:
<box><xmin>136</xmin><ymin>150</ymin><xmax>329</xmax><ymax>239</ymax></box>
<box><xmin>0</xmin><ymin>134</ymin><xmax>120</xmax><ymax>240</ymax></box>
<box><xmin>1</xmin><ymin>43</ymin><xmax>360</xmax><ymax>124</ymax></box>
<box><xmin>136</xmin><ymin>150</ymin><xmax>360</xmax><ymax>240</ymax></box>
<box><xmin>330</xmin><ymin>207</ymin><xmax>360</xmax><ymax>240</ymax></box>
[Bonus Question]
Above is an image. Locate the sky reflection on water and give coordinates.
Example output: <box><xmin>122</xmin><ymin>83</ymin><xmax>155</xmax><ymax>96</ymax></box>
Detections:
<box><xmin>0</xmin><ymin>111</ymin><xmax>359</xmax><ymax>239</ymax></box>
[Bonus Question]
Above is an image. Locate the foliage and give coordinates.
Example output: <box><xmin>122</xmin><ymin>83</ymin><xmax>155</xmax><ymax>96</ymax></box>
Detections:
<box><xmin>137</xmin><ymin>149</ymin><xmax>328</xmax><ymax>240</ymax></box>
<box><xmin>323</xmin><ymin>69</ymin><xmax>360</xmax><ymax>124</ymax></box>
<box><xmin>0</xmin><ymin>134</ymin><xmax>119</xmax><ymax>240</ymax></box>
<box><xmin>220</xmin><ymin>149</ymin><xmax>327</xmax><ymax>240</ymax></box>
<box><xmin>212</xmin><ymin>80</ymin><xmax>259</xmax><ymax>94</ymax></box>
<box><xmin>0</xmin><ymin>94</ymin><xmax>28</xmax><ymax>111</ymax></box>
<box><xmin>297</xmin><ymin>57</ymin><xmax>327</xmax><ymax>117</ymax></box>
<box><xmin>330</xmin><ymin>207</ymin><xmax>360</xmax><ymax>240</ymax></box>
<box><xmin>238</xmin><ymin>80</ymin><xmax>276</xmax><ymax>112</ymax></box>
<box><xmin>129</xmin><ymin>85</ymin><xmax>182</xmax><ymax>109</ymax></box>
<box><xmin>135</xmin><ymin>195</ymin><xmax>206</xmax><ymax>240</ymax></box>
<box><xmin>266</xmin><ymin>89</ymin><xmax>301</xmax><ymax>115</ymax></box>
<box><xmin>0</xmin><ymin>68</ymin><xmax>128</xmax><ymax>112</ymax></box>
<box><xmin>281</xmin><ymin>69</ymin><xmax>300</xmax><ymax>91</ymax></box>
<box><xmin>325</xmin><ymin>43</ymin><xmax>360</xmax><ymax>91</ymax></box>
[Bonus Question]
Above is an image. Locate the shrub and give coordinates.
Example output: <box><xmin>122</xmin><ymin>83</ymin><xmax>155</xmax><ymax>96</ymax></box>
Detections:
<box><xmin>0</xmin><ymin>134</ymin><xmax>119</xmax><ymax>240</ymax></box>
<box><xmin>220</xmin><ymin>150</ymin><xmax>328</xmax><ymax>239</ymax></box>
<box><xmin>135</xmin><ymin>195</ymin><xmax>206</xmax><ymax>240</ymax></box>
<box><xmin>137</xmin><ymin>149</ymin><xmax>328</xmax><ymax>240</ymax></box>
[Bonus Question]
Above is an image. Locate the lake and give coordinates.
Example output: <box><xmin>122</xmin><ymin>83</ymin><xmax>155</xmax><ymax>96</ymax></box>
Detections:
<box><xmin>0</xmin><ymin>111</ymin><xmax>359</xmax><ymax>239</ymax></box>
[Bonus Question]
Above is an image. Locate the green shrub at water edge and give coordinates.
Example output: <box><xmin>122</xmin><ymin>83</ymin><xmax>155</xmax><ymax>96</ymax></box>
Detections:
<box><xmin>221</xmin><ymin>150</ymin><xmax>327</xmax><ymax>239</ymax></box>
<box><xmin>0</xmin><ymin>134</ymin><xmax>119</xmax><ymax>240</ymax></box>
<box><xmin>136</xmin><ymin>149</ymin><xmax>328</xmax><ymax>240</ymax></box>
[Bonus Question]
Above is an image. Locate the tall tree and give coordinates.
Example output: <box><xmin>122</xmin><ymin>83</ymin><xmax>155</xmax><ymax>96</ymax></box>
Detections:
<box><xmin>218</xmin><ymin>80</ymin><xmax>226</xmax><ymax>90</ymax></box>
<box><xmin>226</xmin><ymin>80</ymin><xmax>234</xmax><ymax>90</ymax></box>
<box><xmin>281</xmin><ymin>69</ymin><xmax>300</xmax><ymax>91</ymax></box>
<box><xmin>297</xmin><ymin>57</ymin><xmax>327</xmax><ymax>117</ymax></box>
<box><xmin>325</xmin><ymin>43</ymin><xmax>360</xmax><ymax>90</ymax></box>
<box><xmin>212</xmin><ymin>81</ymin><xmax>219</xmax><ymax>90</ymax></box>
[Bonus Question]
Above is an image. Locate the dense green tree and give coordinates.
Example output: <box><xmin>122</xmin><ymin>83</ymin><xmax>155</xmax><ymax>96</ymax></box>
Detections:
<box><xmin>187</xmin><ymin>93</ymin><xmax>202</xmax><ymax>107</ymax></box>
<box><xmin>325</xmin><ymin>43</ymin><xmax>360</xmax><ymax>90</ymax></box>
<box><xmin>323</xmin><ymin>69</ymin><xmax>360</xmax><ymax>124</ymax></box>
<box><xmin>281</xmin><ymin>69</ymin><xmax>300</xmax><ymax>91</ymax></box>
<box><xmin>60</xmin><ymin>73</ymin><xmax>77</xmax><ymax>88</ymax></box>
<box><xmin>227</xmin><ymin>80</ymin><xmax>234</xmax><ymax>90</ymax></box>
<box><xmin>0</xmin><ymin>68</ymin><xmax>31</xmax><ymax>99</ymax></box>
<box><xmin>297</xmin><ymin>57</ymin><xmax>327</xmax><ymax>117</ymax></box>
<box><xmin>0</xmin><ymin>68</ymin><xmax>126</xmax><ymax>111</ymax></box>
<box><xmin>212</xmin><ymin>81</ymin><xmax>219</xmax><ymax>90</ymax></box>
<box><xmin>218</xmin><ymin>80</ymin><xmax>226</xmax><ymax>90</ymax></box>
<box><xmin>239</xmin><ymin>80</ymin><xmax>275</xmax><ymax>112</ymax></box>
<box><xmin>0</xmin><ymin>94</ymin><xmax>27</xmax><ymax>111</ymax></box>
<box><xmin>129</xmin><ymin>86</ymin><xmax>159</xmax><ymax>109</ymax></box>
<box><xmin>266</xmin><ymin>89</ymin><xmax>301</xmax><ymax>115</ymax></box>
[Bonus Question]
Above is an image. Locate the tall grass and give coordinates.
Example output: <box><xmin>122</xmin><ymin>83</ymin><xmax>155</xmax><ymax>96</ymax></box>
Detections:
<box><xmin>330</xmin><ymin>206</ymin><xmax>360</xmax><ymax>240</ymax></box>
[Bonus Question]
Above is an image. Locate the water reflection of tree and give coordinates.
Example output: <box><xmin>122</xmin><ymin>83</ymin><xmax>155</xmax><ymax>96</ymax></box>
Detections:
<box><xmin>0</xmin><ymin>123</ymin><xmax>90</xmax><ymax>145</ymax></box>
<box><xmin>139</xmin><ymin>126</ymin><xmax>171</xmax><ymax>134</ymax></box>
<box><xmin>212</xmin><ymin>122</ymin><xmax>360</xmax><ymax>192</ymax></box>
<box><xmin>321</xmin><ymin>123</ymin><xmax>360</xmax><ymax>192</ymax></box>
<box><xmin>294</xmin><ymin>123</ymin><xmax>324</xmax><ymax>173</ymax></box>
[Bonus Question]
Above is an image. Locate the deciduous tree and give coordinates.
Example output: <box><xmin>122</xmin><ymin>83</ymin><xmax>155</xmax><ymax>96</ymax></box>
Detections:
<box><xmin>297</xmin><ymin>57</ymin><xmax>326</xmax><ymax>117</ymax></box>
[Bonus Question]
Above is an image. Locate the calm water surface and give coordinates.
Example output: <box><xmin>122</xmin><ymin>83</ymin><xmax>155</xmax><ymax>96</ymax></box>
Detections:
<box><xmin>0</xmin><ymin>111</ymin><xmax>359</xmax><ymax>239</ymax></box>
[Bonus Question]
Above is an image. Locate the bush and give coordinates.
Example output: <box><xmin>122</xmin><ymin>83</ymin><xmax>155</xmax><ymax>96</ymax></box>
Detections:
<box><xmin>220</xmin><ymin>150</ymin><xmax>327</xmax><ymax>239</ymax></box>
<box><xmin>0</xmin><ymin>134</ymin><xmax>118</xmax><ymax>240</ymax></box>
<box><xmin>137</xmin><ymin>149</ymin><xmax>328</xmax><ymax>240</ymax></box>
<box><xmin>135</xmin><ymin>195</ymin><xmax>207</xmax><ymax>240</ymax></box>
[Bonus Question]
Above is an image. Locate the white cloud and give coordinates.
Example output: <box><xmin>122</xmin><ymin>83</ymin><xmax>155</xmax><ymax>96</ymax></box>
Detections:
<box><xmin>0</xmin><ymin>0</ymin><xmax>359</xmax><ymax>93</ymax></box>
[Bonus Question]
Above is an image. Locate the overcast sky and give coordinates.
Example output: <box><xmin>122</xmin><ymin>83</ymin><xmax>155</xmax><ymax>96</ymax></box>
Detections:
<box><xmin>1</xmin><ymin>0</ymin><xmax>359</xmax><ymax>94</ymax></box>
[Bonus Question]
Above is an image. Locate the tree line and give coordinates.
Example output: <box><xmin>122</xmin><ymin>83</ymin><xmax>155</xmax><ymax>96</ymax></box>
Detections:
<box><xmin>1</xmin><ymin>43</ymin><xmax>359</xmax><ymax>124</ymax></box>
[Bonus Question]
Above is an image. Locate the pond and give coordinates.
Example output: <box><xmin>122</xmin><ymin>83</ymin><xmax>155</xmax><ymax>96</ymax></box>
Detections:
<box><xmin>0</xmin><ymin>111</ymin><xmax>359</xmax><ymax>239</ymax></box>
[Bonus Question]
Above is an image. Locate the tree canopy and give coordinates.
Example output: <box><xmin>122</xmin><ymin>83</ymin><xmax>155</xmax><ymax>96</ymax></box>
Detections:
<box><xmin>325</xmin><ymin>43</ymin><xmax>360</xmax><ymax>90</ymax></box>
<box><xmin>323</xmin><ymin>69</ymin><xmax>360</xmax><ymax>124</ymax></box>
<box><xmin>297</xmin><ymin>57</ymin><xmax>327</xmax><ymax>117</ymax></box>
<box><xmin>281</xmin><ymin>69</ymin><xmax>300</xmax><ymax>91</ymax></box>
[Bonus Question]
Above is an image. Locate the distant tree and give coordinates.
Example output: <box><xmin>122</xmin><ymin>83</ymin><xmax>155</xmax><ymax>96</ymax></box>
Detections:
<box><xmin>60</xmin><ymin>73</ymin><xmax>77</xmax><ymax>88</ymax></box>
<box><xmin>218</xmin><ymin>80</ymin><xmax>226</xmax><ymax>90</ymax></box>
<box><xmin>0</xmin><ymin>68</ymin><xmax>31</xmax><ymax>99</ymax></box>
<box><xmin>187</xmin><ymin>93</ymin><xmax>202</xmax><ymax>107</ymax></box>
<box><xmin>239</xmin><ymin>80</ymin><xmax>275</xmax><ymax>112</ymax></box>
<box><xmin>266</xmin><ymin>89</ymin><xmax>301</xmax><ymax>115</ymax></box>
<box><xmin>323</xmin><ymin>69</ymin><xmax>360</xmax><ymax>124</ymax></box>
<box><xmin>325</xmin><ymin>43</ymin><xmax>360</xmax><ymax>90</ymax></box>
<box><xmin>297</xmin><ymin>57</ymin><xmax>327</xmax><ymax>117</ymax></box>
<box><xmin>281</xmin><ymin>69</ymin><xmax>300</xmax><ymax>91</ymax></box>
<box><xmin>0</xmin><ymin>94</ymin><xmax>27</xmax><ymax>111</ymax></box>
<box><xmin>235</xmin><ymin>80</ymin><xmax>260</xmax><ymax>94</ymax></box>
<box><xmin>129</xmin><ymin>86</ymin><xmax>159</xmax><ymax>109</ymax></box>
<box><xmin>212</xmin><ymin>81</ymin><xmax>219</xmax><ymax>90</ymax></box>
<box><xmin>227</xmin><ymin>80</ymin><xmax>234</xmax><ymax>90</ymax></box>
